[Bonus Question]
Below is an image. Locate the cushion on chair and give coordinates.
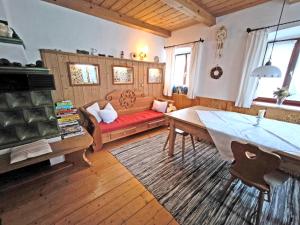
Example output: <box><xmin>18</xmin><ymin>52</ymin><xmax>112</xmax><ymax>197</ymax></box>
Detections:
<box><xmin>99</xmin><ymin>110</ymin><xmax>164</xmax><ymax>133</ymax></box>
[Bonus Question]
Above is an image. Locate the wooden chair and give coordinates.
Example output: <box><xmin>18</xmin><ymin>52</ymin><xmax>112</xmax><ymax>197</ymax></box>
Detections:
<box><xmin>163</xmin><ymin>128</ymin><xmax>196</xmax><ymax>158</ymax></box>
<box><xmin>222</xmin><ymin>141</ymin><xmax>289</xmax><ymax>225</ymax></box>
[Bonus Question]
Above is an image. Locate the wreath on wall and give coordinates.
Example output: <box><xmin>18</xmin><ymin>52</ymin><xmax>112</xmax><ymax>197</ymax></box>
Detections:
<box><xmin>210</xmin><ymin>66</ymin><xmax>223</xmax><ymax>79</ymax></box>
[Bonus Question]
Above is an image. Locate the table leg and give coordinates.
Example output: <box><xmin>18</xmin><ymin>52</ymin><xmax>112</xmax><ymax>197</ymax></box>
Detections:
<box><xmin>168</xmin><ymin>119</ymin><xmax>176</xmax><ymax>156</ymax></box>
<box><xmin>83</xmin><ymin>149</ymin><xmax>92</xmax><ymax>166</ymax></box>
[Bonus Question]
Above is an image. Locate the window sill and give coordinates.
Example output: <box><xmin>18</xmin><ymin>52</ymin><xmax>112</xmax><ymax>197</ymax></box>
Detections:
<box><xmin>252</xmin><ymin>101</ymin><xmax>300</xmax><ymax>112</ymax></box>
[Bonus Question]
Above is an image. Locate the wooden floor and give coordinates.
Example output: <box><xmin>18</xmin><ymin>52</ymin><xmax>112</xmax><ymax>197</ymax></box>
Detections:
<box><xmin>0</xmin><ymin>128</ymin><xmax>179</xmax><ymax>225</ymax></box>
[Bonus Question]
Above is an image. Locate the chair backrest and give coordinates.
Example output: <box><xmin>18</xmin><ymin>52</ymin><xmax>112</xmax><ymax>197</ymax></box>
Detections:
<box><xmin>230</xmin><ymin>141</ymin><xmax>281</xmax><ymax>187</ymax></box>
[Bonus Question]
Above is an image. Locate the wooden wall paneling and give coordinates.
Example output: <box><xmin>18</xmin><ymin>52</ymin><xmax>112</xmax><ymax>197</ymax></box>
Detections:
<box><xmin>56</xmin><ymin>53</ymin><xmax>75</xmax><ymax>103</ymax></box>
<box><xmin>41</xmin><ymin>50</ymin><xmax>165</xmax><ymax>107</ymax></box>
<box><xmin>125</xmin><ymin>59</ymin><xmax>134</xmax><ymax>91</ymax></box>
<box><xmin>87</xmin><ymin>55</ymin><xmax>102</xmax><ymax>103</ymax></box>
<box><xmin>96</xmin><ymin>57</ymin><xmax>106</xmax><ymax>99</ymax></box>
<box><xmin>132</xmin><ymin>61</ymin><xmax>139</xmax><ymax>91</ymax></box>
<box><xmin>143</xmin><ymin>63</ymin><xmax>149</xmax><ymax>96</ymax></box>
<box><xmin>41</xmin><ymin>52</ymin><xmax>63</xmax><ymax>102</ymax></box>
<box><xmin>105</xmin><ymin>57</ymin><xmax>113</xmax><ymax>95</ymax></box>
<box><xmin>69</xmin><ymin>54</ymin><xmax>85</xmax><ymax>106</ymax></box>
<box><xmin>159</xmin><ymin>63</ymin><xmax>165</xmax><ymax>98</ymax></box>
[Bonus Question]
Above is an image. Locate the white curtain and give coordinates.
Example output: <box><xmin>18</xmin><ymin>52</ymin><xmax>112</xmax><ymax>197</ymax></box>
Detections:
<box><xmin>163</xmin><ymin>47</ymin><xmax>176</xmax><ymax>96</ymax></box>
<box><xmin>235</xmin><ymin>29</ymin><xmax>268</xmax><ymax>108</ymax></box>
<box><xmin>187</xmin><ymin>42</ymin><xmax>203</xmax><ymax>99</ymax></box>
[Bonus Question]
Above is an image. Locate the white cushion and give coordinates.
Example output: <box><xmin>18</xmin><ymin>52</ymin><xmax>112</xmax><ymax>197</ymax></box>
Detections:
<box><xmin>86</xmin><ymin>102</ymin><xmax>102</xmax><ymax>123</ymax></box>
<box><xmin>152</xmin><ymin>100</ymin><xmax>168</xmax><ymax>113</ymax></box>
<box><xmin>99</xmin><ymin>103</ymin><xmax>118</xmax><ymax>123</ymax></box>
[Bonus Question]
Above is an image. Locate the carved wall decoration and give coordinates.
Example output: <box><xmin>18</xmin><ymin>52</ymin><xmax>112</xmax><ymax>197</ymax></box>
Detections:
<box><xmin>119</xmin><ymin>89</ymin><xmax>136</xmax><ymax>109</ymax></box>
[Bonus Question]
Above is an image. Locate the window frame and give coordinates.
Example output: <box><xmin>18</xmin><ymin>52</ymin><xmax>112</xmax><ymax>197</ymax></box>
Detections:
<box><xmin>255</xmin><ymin>37</ymin><xmax>300</xmax><ymax>106</ymax></box>
<box><xmin>174</xmin><ymin>52</ymin><xmax>191</xmax><ymax>87</ymax></box>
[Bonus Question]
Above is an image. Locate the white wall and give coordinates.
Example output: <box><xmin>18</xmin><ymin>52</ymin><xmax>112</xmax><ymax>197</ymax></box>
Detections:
<box><xmin>166</xmin><ymin>0</ymin><xmax>300</xmax><ymax>101</ymax></box>
<box><xmin>0</xmin><ymin>0</ymin><xmax>165</xmax><ymax>64</ymax></box>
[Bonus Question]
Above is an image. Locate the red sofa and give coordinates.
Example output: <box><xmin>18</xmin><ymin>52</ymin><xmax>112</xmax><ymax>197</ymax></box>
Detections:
<box><xmin>80</xmin><ymin>89</ymin><xmax>172</xmax><ymax>151</ymax></box>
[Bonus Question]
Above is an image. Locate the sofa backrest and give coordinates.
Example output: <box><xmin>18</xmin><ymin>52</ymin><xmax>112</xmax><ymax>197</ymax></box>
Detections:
<box><xmin>83</xmin><ymin>89</ymin><xmax>154</xmax><ymax>116</ymax></box>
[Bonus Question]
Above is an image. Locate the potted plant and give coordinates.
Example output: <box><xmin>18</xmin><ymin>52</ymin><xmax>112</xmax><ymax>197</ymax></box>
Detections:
<box><xmin>273</xmin><ymin>87</ymin><xmax>290</xmax><ymax>105</ymax></box>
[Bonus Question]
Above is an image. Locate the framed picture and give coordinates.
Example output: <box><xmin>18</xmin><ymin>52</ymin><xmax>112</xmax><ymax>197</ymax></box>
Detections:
<box><xmin>148</xmin><ymin>68</ymin><xmax>163</xmax><ymax>84</ymax></box>
<box><xmin>112</xmin><ymin>66</ymin><xmax>134</xmax><ymax>85</ymax></box>
<box><xmin>68</xmin><ymin>63</ymin><xmax>100</xmax><ymax>86</ymax></box>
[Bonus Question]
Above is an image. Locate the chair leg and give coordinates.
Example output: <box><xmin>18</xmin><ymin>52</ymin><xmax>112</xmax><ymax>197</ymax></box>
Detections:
<box><xmin>163</xmin><ymin>134</ymin><xmax>169</xmax><ymax>150</ymax></box>
<box><xmin>256</xmin><ymin>191</ymin><xmax>265</xmax><ymax>225</ymax></box>
<box><xmin>182</xmin><ymin>135</ymin><xmax>185</xmax><ymax>158</ymax></box>
<box><xmin>219</xmin><ymin>175</ymin><xmax>235</xmax><ymax>201</ymax></box>
<box><xmin>190</xmin><ymin>135</ymin><xmax>196</xmax><ymax>151</ymax></box>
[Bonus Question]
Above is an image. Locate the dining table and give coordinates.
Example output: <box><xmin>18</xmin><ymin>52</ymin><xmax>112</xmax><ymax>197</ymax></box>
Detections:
<box><xmin>165</xmin><ymin>106</ymin><xmax>300</xmax><ymax>175</ymax></box>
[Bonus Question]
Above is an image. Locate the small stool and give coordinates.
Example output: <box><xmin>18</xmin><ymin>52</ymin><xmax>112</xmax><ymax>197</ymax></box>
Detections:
<box><xmin>163</xmin><ymin>128</ymin><xmax>196</xmax><ymax>158</ymax></box>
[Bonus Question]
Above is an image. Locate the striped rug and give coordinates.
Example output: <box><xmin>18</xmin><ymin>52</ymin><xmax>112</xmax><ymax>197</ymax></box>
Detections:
<box><xmin>111</xmin><ymin>133</ymin><xmax>300</xmax><ymax>225</ymax></box>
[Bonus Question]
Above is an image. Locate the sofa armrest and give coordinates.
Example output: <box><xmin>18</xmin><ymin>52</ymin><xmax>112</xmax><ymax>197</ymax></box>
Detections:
<box><xmin>79</xmin><ymin>107</ymin><xmax>103</xmax><ymax>151</ymax></box>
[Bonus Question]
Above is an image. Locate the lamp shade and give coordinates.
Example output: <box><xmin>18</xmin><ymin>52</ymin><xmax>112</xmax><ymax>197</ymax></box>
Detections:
<box><xmin>251</xmin><ymin>61</ymin><xmax>281</xmax><ymax>78</ymax></box>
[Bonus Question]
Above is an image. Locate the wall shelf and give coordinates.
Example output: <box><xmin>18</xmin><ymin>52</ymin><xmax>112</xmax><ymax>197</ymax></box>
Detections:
<box><xmin>0</xmin><ymin>36</ymin><xmax>25</xmax><ymax>48</ymax></box>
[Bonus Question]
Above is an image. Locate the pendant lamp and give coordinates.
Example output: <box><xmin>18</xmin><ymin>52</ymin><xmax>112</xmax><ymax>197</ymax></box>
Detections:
<box><xmin>251</xmin><ymin>0</ymin><xmax>286</xmax><ymax>78</ymax></box>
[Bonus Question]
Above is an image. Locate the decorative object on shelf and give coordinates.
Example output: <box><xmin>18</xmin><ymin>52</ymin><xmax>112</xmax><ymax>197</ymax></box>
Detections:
<box><xmin>216</xmin><ymin>25</ymin><xmax>227</xmax><ymax>58</ymax></box>
<box><xmin>0</xmin><ymin>20</ymin><xmax>25</xmax><ymax>48</ymax></box>
<box><xmin>139</xmin><ymin>46</ymin><xmax>149</xmax><ymax>60</ymax></box>
<box><xmin>210</xmin><ymin>66</ymin><xmax>223</xmax><ymax>79</ymax></box>
<box><xmin>90</xmin><ymin>48</ymin><xmax>97</xmax><ymax>55</ymax></box>
<box><xmin>67</xmin><ymin>63</ymin><xmax>100</xmax><ymax>86</ymax></box>
<box><xmin>273</xmin><ymin>87</ymin><xmax>290</xmax><ymax>105</ymax></box>
<box><xmin>0</xmin><ymin>21</ymin><xmax>13</xmax><ymax>38</ymax></box>
<box><xmin>154</xmin><ymin>56</ymin><xmax>159</xmax><ymax>63</ymax></box>
<box><xmin>36</xmin><ymin>60</ymin><xmax>44</xmax><ymax>68</ymax></box>
<box><xmin>254</xmin><ymin>109</ymin><xmax>266</xmax><ymax>126</ymax></box>
<box><xmin>0</xmin><ymin>58</ymin><xmax>45</xmax><ymax>68</ymax></box>
<box><xmin>251</xmin><ymin>0</ymin><xmax>287</xmax><ymax>78</ymax></box>
<box><xmin>112</xmin><ymin>66</ymin><xmax>134</xmax><ymax>85</ymax></box>
<box><xmin>76</xmin><ymin>49</ymin><xmax>89</xmax><ymax>55</ymax></box>
<box><xmin>130</xmin><ymin>52</ymin><xmax>137</xmax><ymax>60</ymax></box>
<box><xmin>120</xmin><ymin>51</ymin><xmax>124</xmax><ymax>59</ymax></box>
<box><xmin>148</xmin><ymin>67</ymin><xmax>163</xmax><ymax>83</ymax></box>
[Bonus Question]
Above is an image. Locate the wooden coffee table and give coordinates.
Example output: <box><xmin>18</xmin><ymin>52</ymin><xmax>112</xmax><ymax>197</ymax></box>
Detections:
<box><xmin>0</xmin><ymin>129</ymin><xmax>93</xmax><ymax>175</ymax></box>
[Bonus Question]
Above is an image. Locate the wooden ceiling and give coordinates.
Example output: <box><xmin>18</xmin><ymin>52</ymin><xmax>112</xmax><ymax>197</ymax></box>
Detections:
<box><xmin>43</xmin><ymin>0</ymin><xmax>274</xmax><ymax>37</ymax></box>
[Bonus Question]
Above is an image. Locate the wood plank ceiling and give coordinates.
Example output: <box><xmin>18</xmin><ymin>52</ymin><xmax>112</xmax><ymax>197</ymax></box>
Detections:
<box><xmin>43</xmin><ymin>0</ymin><xmax>271</xmax><ymax>37</ymax></box>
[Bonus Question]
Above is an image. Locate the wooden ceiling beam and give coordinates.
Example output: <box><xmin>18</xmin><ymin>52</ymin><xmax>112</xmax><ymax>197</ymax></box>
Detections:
<box><xmin>160</xmin><ymin>0</ymin><xmax>216</xmax><ymax>26</ymax></box>
<box><xmin>42</xmin><ymin>0</ymin><xmax>171</xmax><ymax>37</ymax></box>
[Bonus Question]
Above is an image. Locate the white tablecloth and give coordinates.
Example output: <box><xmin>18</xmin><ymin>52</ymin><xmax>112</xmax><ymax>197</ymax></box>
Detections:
<box><xmin>196</xmin><ymin>110</ymin><xmax>300</xmax><ymax>161</ymax></box>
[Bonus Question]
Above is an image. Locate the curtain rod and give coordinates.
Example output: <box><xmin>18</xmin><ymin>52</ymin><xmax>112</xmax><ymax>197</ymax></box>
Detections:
<box><xmin>247</xmin><ymin>19</ymin><xmax>300</xmax><ymax>33</ymax></box>
<box><xmin>164</xmin><ymin>38</ymin><xmax>204</xmax><ymax>49</ymax></box>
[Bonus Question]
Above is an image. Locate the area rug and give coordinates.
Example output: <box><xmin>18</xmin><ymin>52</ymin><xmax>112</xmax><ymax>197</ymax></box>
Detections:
<box><xmin>111</xmin><ymin>133</ymin><xmax>299</xmax><ymax>225</ymax></box>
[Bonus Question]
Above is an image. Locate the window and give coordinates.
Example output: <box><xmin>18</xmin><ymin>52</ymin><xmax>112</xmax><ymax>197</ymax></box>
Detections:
<box><xmin>256</xmin><ymin>38</ymin><xmax>300</xmax><ymax>105</ymax></box>
<box><xmin>173</xmin><ymin>47</ymin><xmax>191</xmax><ymax>87</ymax></box>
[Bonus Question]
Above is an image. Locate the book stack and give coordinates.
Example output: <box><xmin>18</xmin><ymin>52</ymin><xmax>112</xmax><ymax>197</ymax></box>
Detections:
<box><xmin>55</xmin><ymin>100</ymin><xmax>84</xmax><ymax>139</ymax></box>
